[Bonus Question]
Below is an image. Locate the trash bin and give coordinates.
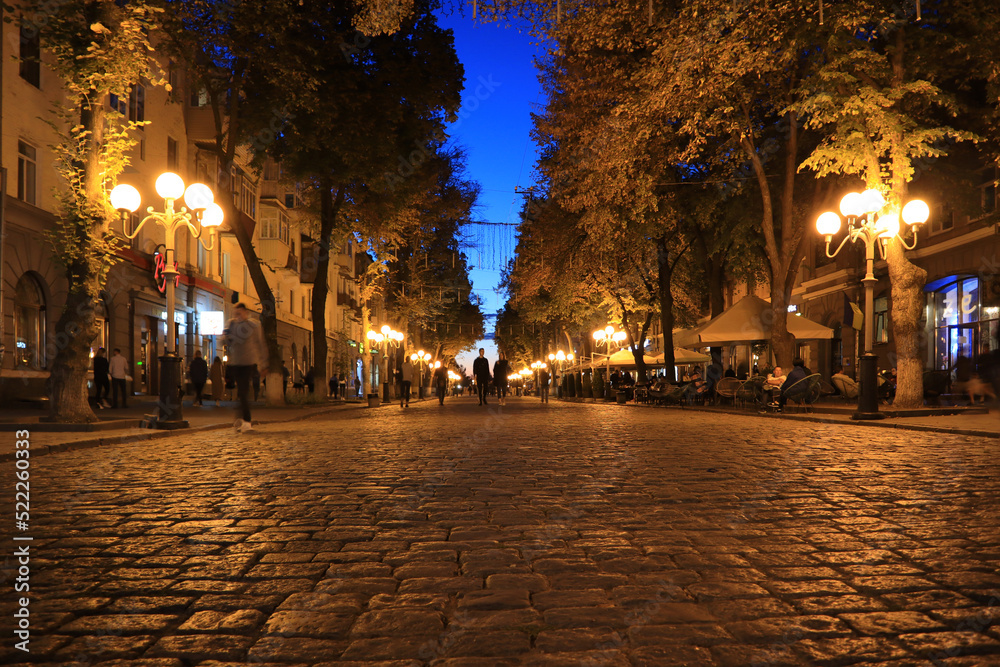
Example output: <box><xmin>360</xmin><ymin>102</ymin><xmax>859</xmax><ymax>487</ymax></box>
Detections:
<box><xmin>616</xmin><ymin>390</ymin><xmax>628</xmax><ymax>404</ymax></box>
<box><xmin>367</xmin><ymin>393</ymin><xmax>380</xmax><ymax>408</ymax></box>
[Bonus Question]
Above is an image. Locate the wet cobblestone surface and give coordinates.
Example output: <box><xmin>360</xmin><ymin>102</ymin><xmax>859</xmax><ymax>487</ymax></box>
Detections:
<box><xmin>2</xmin><ymin>397</ymin><xmax>1000</xmax><ymax>665</ymax></box>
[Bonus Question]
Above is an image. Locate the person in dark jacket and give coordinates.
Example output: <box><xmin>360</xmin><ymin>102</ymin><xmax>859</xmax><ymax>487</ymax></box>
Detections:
<box><xmin>472</xmin><ymin>348</ymin><xmax>491</xmax><ymax>406</ymax></box>
<box><xmin>433</xmin><ymin>363</ymin><xmax>448</xmax><ymax>405</ymax></box>
<box><xmin>777</xmin><ymin>357</ymin><xmax>809</xmax><ymax>410</ymax></box>
<box><xmin>189</xmin><ymin>350</ymin><xmax>209</xmax><ymax>406</ymax></box>
<box><xmin>539</xmin><ymin>366</ymin><xmax>551</xmax><ymax>403</ymax></box>
<box><xmin>93</xmin><ymin>347</ymin><xmax>110</xmax><ymax>408</ymax></box>
<box><xmin>493</xmin><ymin>351</ymin><xmax>511</xmax><ymax>406</ymax></box>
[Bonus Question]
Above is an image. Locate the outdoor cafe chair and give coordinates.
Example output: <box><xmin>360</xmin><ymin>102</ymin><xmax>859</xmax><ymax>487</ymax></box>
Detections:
<box><xmin>714</xmin><ymin>376</ymin><xmax>741</xmax><ymax>406</ymax></box>
<box><xmin>782</xmin><ymin>373</ymin><xmax>823</xmax><ymax>412</ymax></box>
<box><xmin>735</xmin><ymin>376</ymin><xmax>767</xmax><ymax>409</ymax></box>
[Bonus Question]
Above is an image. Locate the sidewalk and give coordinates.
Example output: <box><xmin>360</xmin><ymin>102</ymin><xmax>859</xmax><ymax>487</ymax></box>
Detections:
<box><xmin>627</xmin><ymin>398</ymin><xmax>1000</xmax><ymax>438</ymax></box>
<box><xmin>0</xmin><ymin>394</ymin><xmax>365</xmax><ymax>461</ymax></box>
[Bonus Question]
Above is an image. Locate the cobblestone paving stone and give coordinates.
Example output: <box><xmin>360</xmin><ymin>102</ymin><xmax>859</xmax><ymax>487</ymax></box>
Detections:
<box><xmin>3</xmin><ymin>397</ymin><xmax>1000</xmax><ymax>666</ymax></box>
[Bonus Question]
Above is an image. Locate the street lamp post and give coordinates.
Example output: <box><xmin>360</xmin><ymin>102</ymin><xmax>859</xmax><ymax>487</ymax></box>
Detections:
<box><xmin>530</xmin><ymin>361</ymin><xmax>546</xmax><ymax>396</ymax></box>
<box><xmin>410</xmin><ymin>350</ymin><xmax>432</xmax><ymax>398</ymax></box>
<box><xmin>110</xmin><ymin>173</ymin><xmax>224</xmax><ymax>429</ymax></box>
<box><xmin>816</xmin><ymin>189</ymin><xmax>929</xmax><ymax>420</ymax></box>
<box><xmin>593</xmin><ymin>326</ymin><xmax>627</xmax><ymax>396</ymax></box>
<box><xmin>366</xmin><ymin>325</ymin><xmax>404</xmax><ymax>404</ymax></box>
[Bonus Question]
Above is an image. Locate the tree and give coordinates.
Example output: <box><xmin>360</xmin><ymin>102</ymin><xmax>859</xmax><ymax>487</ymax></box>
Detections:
<box><xmin>265</xmin><ymin>0</ymin><xmax>465</xmax><ymax>397</ymax></box>
<box><xmin>19</xmin><ymin>1</ymin><xmax>163</xmax><ymax>422</ymax></box>
<box><xmin>792</xmin><ymin>1</ymin><xmax>992</xmax><ymax>407</ymax></box>
<box><xmin>160</xmin><ymin>0</ymin><xmax>431</xmax><ymax>406</ymax></box>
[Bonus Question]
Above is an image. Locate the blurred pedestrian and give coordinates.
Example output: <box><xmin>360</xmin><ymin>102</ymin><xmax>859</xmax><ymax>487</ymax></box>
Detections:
<box><xmin>93</xmin><ymin>347</ymin><xmax>110</xmax><ymax>408</ymax></box>
<box><xmin>400</xmin><ymin>358</ymin><xmax>413</xmax><ymax>407</ymax></box>
<box><xmin>224</xmin><ymin>303</ymin><xmax>267</xmax><ymax>432</ymax></box>
<box><xmin>189</xmin><ymin>350</ymin><xmax>208</xmax><ymax>406</ymax></box>
<box><xmin>434</xmin><ymin>363</ymin><xmax>448</xmax><ymax>405</ymax></box>
<box><xmin>493</xmin><ymin>351</ymin><xmax>511</xmax><ymax>406</ymax></box>
<box><xmin>109</xmin><ymin>348</ymin><xmax>129</xmax><ymax>409</ymax></box>
<box><xmin>210</xmin><ymin>356</ymin><xmax>224</xmax><ymax>405</ymax></box>
<box><xmin>539</xmin><ymin>365</ymin><xmax>550</xmax><ymax>403</ymax></box>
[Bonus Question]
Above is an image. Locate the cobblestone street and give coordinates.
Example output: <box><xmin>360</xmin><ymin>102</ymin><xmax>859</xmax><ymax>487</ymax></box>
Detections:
<box><xmin>3</xmin><ymin>397</ymin><xmax>1000</xmax><ymax>666</ymax></box>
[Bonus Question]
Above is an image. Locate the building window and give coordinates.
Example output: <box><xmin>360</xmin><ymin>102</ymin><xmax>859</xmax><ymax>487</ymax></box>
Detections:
<box><xmin>258</xmin><ymin>207</ymin><xmax>290</xmax><ymax>245</ymax></box>
<box><xmin>874</xmin><ymin>296</ymin><xmax>889</xmax><ymax>344</ymax></box>
<box><xmin>109</xmin><ymin>93</ymin><xmax>127</xmax><ymax>115</ymax></box>
<box><xmin>14</xmin><ymin>274</ymin><xmax>45</xmax><ymax>369</ymax></box>
<box><xmin>928</xmin><ymin>275</ymin><xmax>984</xmax><ymax>371</ymax></box>
<box><xmin>290</xmin><ymin>290</ymin><xmax>296</xmax><ymax>316</ymax></box>
<box><xmin>929</xmin><ymin>204</ymin><xmax>955</xmax><ymax>234</ymax></box>
<box><xmin>19</xmin><ymin>21</ymin><xmax>40</xmax><ymax>87</ymax></box>
<box><xmin>221</xmin><ymin>253</ymin><xmax>230</xmax><ymax>288</ymax></box>
<box><xmin>17</xmin><ymin>141</ymin><xmax>37</xmax><ymax>206</ymax></box>
<box><xmin>190</xmin><ymin>87</ymin><xmax>209</xmax><ymax>107</ymax></box>
<box><xmin>129</xmin><ymin>84</ymin><xmax>145</xmax><ymax>123</ymax></box>
<box><xmin>303</xmin><ymin>293</ymin><xmax>308</xmax><ymax>320</ymax></box>
<box><xmin>197</xmin><ymin>242</ymin><xmax>208</xmax><ymax>276</ymax></box>
<box><xmin>167</xmin><ymin>137</ymin><xmax>179</xmax><ymax>170</ymax></box>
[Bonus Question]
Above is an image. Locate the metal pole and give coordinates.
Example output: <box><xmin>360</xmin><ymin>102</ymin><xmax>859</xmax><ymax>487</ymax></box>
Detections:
<box><xmin>157</xmin><ymin>205</ymin><xmax>186</xmax><ymax>428</ymax></box>
<box><xmin>855</xmin><ymin>234</ymin><xmax>884</xmax><ymax>420</ymax></box>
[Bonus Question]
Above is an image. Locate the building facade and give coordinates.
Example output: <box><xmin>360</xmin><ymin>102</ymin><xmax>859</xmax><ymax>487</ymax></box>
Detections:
<box><xmin>0</xmin><ymin>17</ymin><xmax>363</xmax><ymax>403</ymax></box>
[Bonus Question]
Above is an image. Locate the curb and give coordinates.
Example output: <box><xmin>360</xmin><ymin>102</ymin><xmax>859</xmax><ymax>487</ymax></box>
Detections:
<box><xmin>0</xmin><ymin>404</ymin><xmax>362</xmax><ymax>463</ymax></box>
<box><xmin>589</xmin><ymin>399</ymin><xmax>1000</xmax><ymax>439</ymax></box>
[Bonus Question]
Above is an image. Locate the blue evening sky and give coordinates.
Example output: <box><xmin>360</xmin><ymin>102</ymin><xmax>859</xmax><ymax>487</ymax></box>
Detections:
<box><xmin>437</xmin><ymin>10</ymin><xmax>546</xmax><ymax>375</ymax></box>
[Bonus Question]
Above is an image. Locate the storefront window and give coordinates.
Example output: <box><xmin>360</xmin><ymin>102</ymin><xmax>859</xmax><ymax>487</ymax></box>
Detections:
<box><xmin>14</xmin><ymin>274</ymin><xmax>45</xmax><ymax>369</ymax></box>
<box><xmin>928</xmin><ymin>276</ymin><xmax>995</xmax><ymax>371</ymax></box>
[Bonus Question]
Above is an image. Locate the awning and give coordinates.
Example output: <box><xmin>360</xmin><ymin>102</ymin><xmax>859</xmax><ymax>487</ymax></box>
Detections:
<box><xmin>606</xmin><ymin>348</ymin><xmax>659</xmax><ymax>367</ymax></box>
<box><xmin>675</xmin><ymin>295</ymin><xmax>834</xmax><ymax>347</ymax></box>
<box><xmin>652</xmin><ymin>348</ymin><xmax>711</xmax><ymax>365</ymax></box>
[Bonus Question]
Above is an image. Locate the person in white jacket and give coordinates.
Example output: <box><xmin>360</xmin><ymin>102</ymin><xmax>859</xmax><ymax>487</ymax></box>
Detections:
<box><xmin>223</xmin><ymin>303</ymin><xmax>267</xmax><ymax>432</ymax></box>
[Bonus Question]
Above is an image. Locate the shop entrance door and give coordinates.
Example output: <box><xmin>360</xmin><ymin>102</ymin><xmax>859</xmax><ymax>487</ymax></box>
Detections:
<box><xmin>948</xmin><ymin>325</ymin><xmax>977</xmax><ymax>369</ymax></box>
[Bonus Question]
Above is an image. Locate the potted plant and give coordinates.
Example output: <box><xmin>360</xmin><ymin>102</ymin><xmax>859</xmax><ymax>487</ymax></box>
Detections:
<box><xmin>593</xmin><ymin>369</ymin><xmax>605</xmax><ymax>400</ymax></box>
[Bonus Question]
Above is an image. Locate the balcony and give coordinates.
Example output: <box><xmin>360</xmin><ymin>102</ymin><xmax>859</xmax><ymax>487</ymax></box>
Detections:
<box><xmin>259</xmin><ymin>239</ymin><xmax>299</xmax><ymax>277</ymax></box>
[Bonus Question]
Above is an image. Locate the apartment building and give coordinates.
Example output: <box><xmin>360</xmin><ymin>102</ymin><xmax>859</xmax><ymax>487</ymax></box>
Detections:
<box><xmin>0</xmin><ymin>17</ymin><xmax>363</xmax><ymax>402</ymax></box>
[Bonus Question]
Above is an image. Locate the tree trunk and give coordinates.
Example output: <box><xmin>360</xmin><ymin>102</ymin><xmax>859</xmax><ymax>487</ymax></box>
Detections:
<box><xmin>886</xmin><ymin>241</ymin><xmax>926</xmax><ymax>408</ymax></box>
<box><xmin>48</xmin><ymin>288</ymin><xmax>100</xmax><ymax>422</ymax></box>
<box><xmin>48</xmin><ymin>56</ymin><xmax>106</xmax><ymax>422</ymax></box>
<box><xmin>657</xmin><ymin>239</ymin><xmax>676</xmax><ymax>381</ymax></box>
<box><xmin>311</xmin><ymin>180</ymin><xmax>346</xmax><ymax>400</ymax></box>
<box><xmin>708</xmin><ymin>257</ymin><xmax>726</xmax><ymax>318</ymax></box>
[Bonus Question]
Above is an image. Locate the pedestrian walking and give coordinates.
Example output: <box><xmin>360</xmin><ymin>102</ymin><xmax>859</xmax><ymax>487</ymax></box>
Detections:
<box><xmin>223</xmin><ymin>303</ymin><xmax>267</xmax><ymax>432</ymax></box>
<box><xmin>434</xmin><ymin>363</ymin><xmax>448</xmax><ymax>405</ymax></box>
<box><xmin>92</xmin><ymin>347</ymin><xmax>110</xmax><ymax>408</ymax></box>
<box><xmin>473</xmin><ymin>348</ymin><xmax>491</xmax><ymax>406</ymax></box>
<box><xmin>109</xmin><ymin>348</ymin><xmax>130</xmax><ymax>408</ymax></box>
<box><xmin>329</xmin><ymin>371</ymin><xmax>339</xmax><ymax>399</ymax></box>
<box><xmin>539</xmin><ymin>366</ymin><xmax>550</xmax><ymax>403</ymax></box>
<box><xmin>210</xmin><ymin>356</ymin><xmax>224</xmax><ymax>405</ymax></box>
<box><xmin>493</xmin><ymin>351</ymin><xmax>511</xmax><ymax>406</ymax></box>
<box><xmin>282</xmin><ymin>360</ymin><xmax>290</xmax><ymax>397</ymax></box>
<box><xmin>252</xmin><ymin>364</ymin><xmax>261</xmax><ymax>401</ymax></box>
<box><xmin>400</xmin><ymin>357</ymin><xmax>413</xmax><ymax>407</ymax></box>
<box><xmin>354</xmin><ymin>375</ymin><xmax>361</xmax><ymax>398</ymax></box>
<box><xmin>189</xmin><ymin>350</ymin><xmax>208</xmax><ymax>406</ymax></box>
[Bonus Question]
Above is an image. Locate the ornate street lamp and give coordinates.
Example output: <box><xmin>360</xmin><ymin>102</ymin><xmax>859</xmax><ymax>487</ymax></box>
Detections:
<box><xmin>530</xmin><ymin>360</ymin><xmax>547</xmax><ymax>396</ymax></box>
<box><xmin>366</xmin><ymin>325</ymin><xmax>404</xmax><ymax>403</ymax></box>
<box><xmin>816</xmin><ymin>189</ymin><xmax>929</xmax><ymax>419</ymax></box>
<box><xmin>410</xmin><ymin>350</ymin><xmax>432</xmax><ymax>398</ymax></box>
<box><xmin>110</xmin><ymin>173</ymin><xmax>224</xmax><ymax>429</ymax></box>
<box><xmin>593</xmin><ymin>326</ymin><xmax>626</xmax><ymax>391</ymax></box>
